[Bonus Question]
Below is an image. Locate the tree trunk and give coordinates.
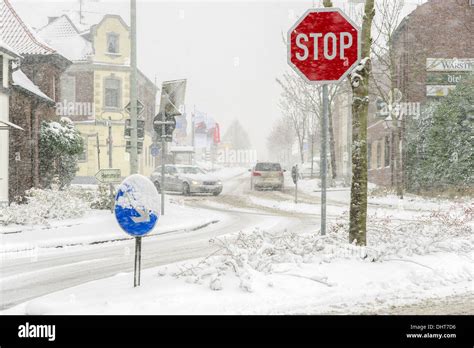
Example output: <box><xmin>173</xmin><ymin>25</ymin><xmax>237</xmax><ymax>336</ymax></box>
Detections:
<box><xmin>395</xmin><ymin>125</ymin><xmax>403</xmax><ymax>198</ymax></box>
<box><xmin>328</xmin><ymin>107</ymin><xmax>337</xmax><ymax>179</ymax></box>
<box><xmin>349</xmin><ymin>0</ymin><xmax>375</xmax><ymax>246</ymax></box>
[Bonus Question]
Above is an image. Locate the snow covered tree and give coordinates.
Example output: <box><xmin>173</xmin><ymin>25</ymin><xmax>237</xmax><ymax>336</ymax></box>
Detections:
<box><xmin>39</xmin><ymin>118</ymin><xmax>84</xmax><ymax>189</ymax></box>
<box><xmin>348</xmin><ymin>0</ymin><xmax>375</xmax><ymax>246</ymax></box>
<box><xmin>406</xmin><ymin>76</ymin><xmax>474</xmax><ymax>194</ymax></box>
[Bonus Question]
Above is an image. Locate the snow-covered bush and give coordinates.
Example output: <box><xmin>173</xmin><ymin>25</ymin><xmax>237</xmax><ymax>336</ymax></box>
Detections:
<box><xmin>0</xmin><ymin>186</ymin><xmax>90</xmax><ymax>226</ymax></box>
<box><xmin>406</xmin><ymin>75</ymin><xmax>474</xmax><ymax>195</ymax></box>
<box><xmin>39</xmin><ymin>118</ymin><xmax>84</xmax><ymax>190</ymax></box>
<box><xmin>170</xmin><ymin>203</ymin><xmax>472</xmax><ymax>292</ymax></box>
<box><xmin>90</xmin><ymin>184</ymin><xmax>114</xmax><ymax>210</ymax></box>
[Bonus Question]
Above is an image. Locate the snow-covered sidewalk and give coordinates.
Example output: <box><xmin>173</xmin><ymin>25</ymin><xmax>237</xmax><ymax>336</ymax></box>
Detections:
<box><xmin>0</xmin><ymin>198</ymin><xmax>224</xmax><ymax>254</ymax></box>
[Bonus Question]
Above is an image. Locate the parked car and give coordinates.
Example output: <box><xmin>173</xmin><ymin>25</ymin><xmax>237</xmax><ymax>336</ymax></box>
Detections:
<box><xmin>151</xmin><ymin>165</ymin><xmax>223</xmax><ymax>196</ymax></box>
<box><xmin>249</xmin><ymin>162</ymin><xmax>285</xmax><ymax>190</ymax></box>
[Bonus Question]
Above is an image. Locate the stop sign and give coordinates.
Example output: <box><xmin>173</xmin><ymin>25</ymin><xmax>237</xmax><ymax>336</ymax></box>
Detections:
<box><xmin>288</xmin><ymin>8</ymin><xmax>361</xmax><ymax>84</ymax></box>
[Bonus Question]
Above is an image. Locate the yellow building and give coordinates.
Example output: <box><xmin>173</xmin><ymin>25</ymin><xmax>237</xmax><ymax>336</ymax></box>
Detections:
<box><xmin>38</xmin><ymin>14</ymin><xmax>158</xmax><ymax>182</ymax></box>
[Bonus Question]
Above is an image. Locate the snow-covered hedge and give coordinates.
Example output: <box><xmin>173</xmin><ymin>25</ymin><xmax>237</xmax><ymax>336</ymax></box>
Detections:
<box><xmin>0</xmin><ymin>187</ymin><xmax>90</xmax><ymax>226</ymax></box>
<box><xmin>0</xmin><ymin>184</ymin><xmax>117</xmax><ymax>226</ymax></box>
<box><xmin>169</xmin><ymin>203</ymin><xmax>473</xmax><ymax>292</ymax></box>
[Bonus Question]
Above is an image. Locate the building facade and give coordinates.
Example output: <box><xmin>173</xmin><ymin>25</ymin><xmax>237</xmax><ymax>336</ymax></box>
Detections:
<box><xmin>38</xmin><ymin>14</ymin><xmax>158</xmax><ymax>181</ymax></box>
<box><xmin>0</xmin><ymin>0</ymin><xmax>70</xmax><ymax>201</ymax></box>
<box><xmin>366</xmin><ymin>0</ymin><xmax>474</xmax><ymax>187</ymax></box>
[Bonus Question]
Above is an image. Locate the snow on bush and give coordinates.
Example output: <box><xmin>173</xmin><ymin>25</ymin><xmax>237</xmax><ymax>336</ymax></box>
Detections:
<box><xmin>0</xmin><ymin>187</ymin><xmax>90</xmax><ymax>226</ymax></box>
<box><xmin>169</xmin><ymin>203</ymin><xmax>472</xmax><ymax>292</ymax></box>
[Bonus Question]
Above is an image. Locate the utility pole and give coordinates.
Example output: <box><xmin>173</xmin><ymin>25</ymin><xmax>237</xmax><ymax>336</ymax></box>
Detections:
<box><xmin>160</xmin><ymin>111</ymin><xmax>166</xmax><ymax>216</ymax></box>
<box><xmin>96</xmin><ymin>133</ymin><xmax>101</xmax><ymax>171</ymax></box>
<box><xmin>192</xmin><ymin>105</ymin><xmax>196</xmax><ymax>165</ymax></box>
<box><xmin>108</xmin><ymin>118</ymin><xmax>114</xmax><ymax>213</ymax></box>
<box><xmin>321</xmin><ymin>84</ymin><xmax>329</xmax><ymax>236</ymax></box>
<box><xmin>129</xmin><ymin>0</ymin><xmax>138</xmax><ymax>174</ymax></box>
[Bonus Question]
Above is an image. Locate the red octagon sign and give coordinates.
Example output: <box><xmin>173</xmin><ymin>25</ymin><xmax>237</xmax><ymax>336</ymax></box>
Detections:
<box><xmin>288</xmin><ymin>8</ymin><xmax>361</xmax><ymax>84</ymax></box>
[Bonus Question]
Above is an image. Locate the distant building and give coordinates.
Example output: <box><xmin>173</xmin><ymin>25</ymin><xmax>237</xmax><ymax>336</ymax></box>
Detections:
<box><xmin>37</xmin><ymin>14</ymin><xmax>158</xmax><ymax>182</ymax></box>
<box><xmin>0</xmin><ymin>0</ymin><xmax>71</xmax><ymax>201</ymax></box>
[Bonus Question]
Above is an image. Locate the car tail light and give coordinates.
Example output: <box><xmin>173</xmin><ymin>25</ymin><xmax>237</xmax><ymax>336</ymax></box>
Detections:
<box><xmin>252</xmin><ymin>171</ymin><xmax>262</xmax><ymax>177</ymax></box>
<box><xmin>278</xmin><ymin>171</ymin><xmax>284</xmax><ymax>176</ymax></box>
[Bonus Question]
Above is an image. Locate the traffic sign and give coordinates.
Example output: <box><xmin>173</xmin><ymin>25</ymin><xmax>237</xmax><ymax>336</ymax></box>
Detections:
<box><xmin>153</xmin><ymin>112</ymin><xmax>176</xmax><ymax>142</ymax></box>
<box><xmin>114</xmin><ymin>174</ymin><xmax>160</xmax><ymax>237</ymax></box>
<box><xmin>288</xmin><ymin>8</ymin><xmax>361</xmax><ymax>84</ymax></box>
<box><xmin>95</xmin><ymin>168</ymin><xmax>121</xmax><ymax>183</ymax></box>
<box><xmin>150</xmin><ymin>144</ymin><xmax>160</xmax><ymax>157</ymax></box>
<box><xmin>124</xmin><ymin>100</ymin><xmax>145</xmax><ymax>116</ymax></box>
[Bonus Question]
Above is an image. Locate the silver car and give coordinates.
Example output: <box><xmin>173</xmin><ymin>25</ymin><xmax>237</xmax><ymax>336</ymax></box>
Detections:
<box><xmin>250</xmin><ymin>162</ymin><xmax>285</xmax><ymax>191</ymax></box>
<box><xmin>151</xmin><ymin>165</ymin><xmax>223</xmax><ymax>196</ymax></box>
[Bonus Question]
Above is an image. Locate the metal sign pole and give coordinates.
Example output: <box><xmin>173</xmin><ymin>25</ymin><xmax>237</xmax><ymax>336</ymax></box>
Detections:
<box><xmin>134</xmin><ymin>236</ymin><xmax>142</xmax><ymax>287</ymax></box>
<box><xmin>160</xmin><ymin>112</ymin><xmax>166</xmax><ymax>216</ymax></box>
<box><xmin>295</xmin><ymin>165</ymin><xmax>298</xmax><ymax>204</ymax></box>
<box><xmin>321</xmin><ymin>84</ymin><xmax>329</xmax><ymax>236</ymax></box>
<box><xmin>108</xmin><ymin>118</ymin><xmax>114</xmax><ymax>214</ymax></box>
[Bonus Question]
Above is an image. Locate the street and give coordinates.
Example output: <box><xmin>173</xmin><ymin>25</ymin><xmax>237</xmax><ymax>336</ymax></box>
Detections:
<box><xmin>1</xmin><ymin>173</ymin><xmax>318</xmax><ymax>309</ymax></box>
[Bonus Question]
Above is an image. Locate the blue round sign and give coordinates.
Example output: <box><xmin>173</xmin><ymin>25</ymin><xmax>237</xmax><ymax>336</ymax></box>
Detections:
<box><xmin>114</xmin><ymin>174</ymin><xmax>160</xmax><ymax>237</ymax></box>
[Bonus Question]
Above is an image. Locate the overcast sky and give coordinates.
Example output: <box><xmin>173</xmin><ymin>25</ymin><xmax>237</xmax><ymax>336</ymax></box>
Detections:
<box><xmin>12</xmin><ymin>0</ymin><xmax>425</xmax><ymax>159</ymax></box>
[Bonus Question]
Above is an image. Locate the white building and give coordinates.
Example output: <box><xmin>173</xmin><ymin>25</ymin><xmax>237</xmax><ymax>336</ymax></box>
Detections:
<box><xmin>0</xmin><ymin>39</ymin><xmax>21</xmax><ymax>206</ymax></box>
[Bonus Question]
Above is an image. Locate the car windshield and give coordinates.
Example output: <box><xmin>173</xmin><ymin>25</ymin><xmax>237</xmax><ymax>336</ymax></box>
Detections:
<box><xmin>255</xmin><ymin>163</ymin><xmax>281</xmax><ymax>171</ymax></box>
<box><xmin>176</xmin><ymin>167</ymin><xmax>206</xmax><ymax>175</ymax></box>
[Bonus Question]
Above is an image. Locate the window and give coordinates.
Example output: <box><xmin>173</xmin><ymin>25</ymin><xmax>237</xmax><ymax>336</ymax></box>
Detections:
<box><xmin>78</xmin><ymin>136</ymin><xmax>87</xmax><ymax>162</ymax></box>
<box><xmin>104</xmin><ymin>77</ymin><xmax>121</xmax><ymax>109</ymax></box>
<box><xmin>107</xmin><ymin>33</ymin><xmax>119</xmax><ymax>54</ymax></box>
<box><xmin>384</xmin><ymin>136</ymin><xmax>390</xmax><ymax>167</ymax></box>
<box><xmin>367</xmin><ymin>142</ymin><xmax>372</xmax><ymax>170</ymax></box>
<box><xmin>376</xmin><ymin>141</ymin><xmax>382</xmax><ymax>169</ymax></box>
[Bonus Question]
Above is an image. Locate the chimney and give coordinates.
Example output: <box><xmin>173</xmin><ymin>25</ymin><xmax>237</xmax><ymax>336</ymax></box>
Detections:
<box><xmin>48</xmin><ymin>16</ymin><xmax>59</xmax><ymax>24</ymax></box>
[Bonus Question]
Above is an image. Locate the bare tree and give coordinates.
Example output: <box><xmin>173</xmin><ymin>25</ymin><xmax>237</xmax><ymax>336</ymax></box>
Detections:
<box><xmin>277</xmin><ymin>73</ymin><xmax>341</xmax><ymax>178</ymax></box>
<box><xmin>277</xmin><ymin>89</ymin><xmax>308</xmax><ymax>164</ymax></box>
<box><xmin>266</xmin><ymin>117</ymin><xmax>295</xmax><ymax>164</ymax></box>
<box><xmin>371</xmin><ymin>0</ymin><xmax>405</xmax><ymax>198</ymax></box>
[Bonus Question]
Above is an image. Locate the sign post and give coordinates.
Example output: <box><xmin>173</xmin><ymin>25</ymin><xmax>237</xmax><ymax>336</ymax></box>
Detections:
<box><xmin>153</xmin><ymin>79</ymin><xmax>187</xmax><ymax>216</ymax></box>
<box><xmin>288</xmin><ymin>8</ymin><xmax>361</xmax><ymax>236</ymax></box>
<box><xmin>114</xmin><ymin>174</ymin><xmax>160</xmax><ymax>287</ymax></box>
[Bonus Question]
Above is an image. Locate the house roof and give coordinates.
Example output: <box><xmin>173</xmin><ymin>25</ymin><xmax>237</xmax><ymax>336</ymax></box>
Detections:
<box><xmin>0</xmin><ymin>37</ymin><xmax>21</xmax><ymax>58</ymax></box>
<box><xmin>0</xmin><ymin>0</ymin><xmax>56</xmax><ymax>55</ymax></box>
<box><xmin>37</xmin><ymin>15</ymin><xmax>92</xmax><ymax>62</ymax></box>
<box><xmin>12</xmin><ymin>69</ymin><xmax>54</xmax><ymax>103</ymax></box>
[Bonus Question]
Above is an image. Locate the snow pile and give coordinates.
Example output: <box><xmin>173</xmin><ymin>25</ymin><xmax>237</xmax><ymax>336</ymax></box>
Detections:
<box><xmin>115</xmin><ymin>174</ymin><xmax>160</xmax><ymax>214</ymax></box>
<box><xmin>170</xmin><ymin>203</ymin><xmax>472</xmax><ymax>293</ymax></box>
<box><xmin>0</xmin><ymin>187</ymin><xmax>90</xmax><ymax>226</ymax></box>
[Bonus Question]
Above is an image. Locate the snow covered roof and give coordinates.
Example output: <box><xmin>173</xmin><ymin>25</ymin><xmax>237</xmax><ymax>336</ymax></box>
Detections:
<box><xmin>37</xmin><ymin>15</ymin><xmax>81</xmax><ymax>41</ymax></box>
<box><xmin>0</xmin><ymin>37</ymin><xmax>21</xmax><ymax>58</ymax></box>
<box><xmin>12</xmin><ymin>69</ymin><xmax>54</xmax><ymax>103</ymax></box>
<box><xmin>170</xmin><ymin>146</ymin><xmax>195</xmax><ymax>153</ymax></box>
<box><xmin>37</xmin><ymin>16</ymin><xmax>92</xmax><ymax>62</ymax></box>
<box><xmin>0</xmin><ymin>0</ymin><xmax>56</xmax><ymax>55</ymax></box>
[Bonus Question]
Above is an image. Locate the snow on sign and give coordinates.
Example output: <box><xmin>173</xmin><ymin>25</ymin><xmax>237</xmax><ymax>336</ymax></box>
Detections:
<box><xmin>288</xmin><ymin>8</ymin><xmax>361</xmax><ymax>83</ymax></box>
<box><xmin>114</xmin><ymin>174</ymin><xmax>160</xmax><ymax>237</ymax></box>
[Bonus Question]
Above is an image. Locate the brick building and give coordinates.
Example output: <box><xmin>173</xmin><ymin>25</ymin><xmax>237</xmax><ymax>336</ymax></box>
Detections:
<box><xmin>367</xmin><ymin>0</ymin><xmax>474</xmax><ymax>187</ymax></box>
<box><xmin>0</xmin><ymin>0</ymin><xmax>70</xmax><ymax>201</ymax></box>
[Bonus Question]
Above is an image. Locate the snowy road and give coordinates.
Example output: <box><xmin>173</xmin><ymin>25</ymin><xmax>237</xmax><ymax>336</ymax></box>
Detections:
<box><xmin>3</xmin><ymin>173</ymin><xmax>471</xmax><ymax>314</ymax></box>
<box><xmin>1</xmin><ymin>173</ymin><xmax>319</xmax><ymax>310</ymax></box>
